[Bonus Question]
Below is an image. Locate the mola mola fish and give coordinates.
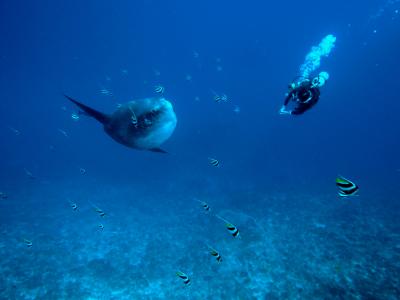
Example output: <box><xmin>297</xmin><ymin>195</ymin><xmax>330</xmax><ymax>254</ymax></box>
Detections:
<box><xmin>65</xmin><ymin>95</ymin><xmax>177</xmax><ymax>153</ymax></box>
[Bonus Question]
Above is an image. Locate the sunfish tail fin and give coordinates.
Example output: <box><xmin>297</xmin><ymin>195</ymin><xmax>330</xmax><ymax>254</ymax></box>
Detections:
<box><xmin>64</xmin><ymin>94</ymin><xmax>109</xmax><ymax>124</ymax></box>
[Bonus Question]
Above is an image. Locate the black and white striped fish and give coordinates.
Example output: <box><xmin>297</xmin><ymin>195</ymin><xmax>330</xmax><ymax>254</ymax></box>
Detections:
<box><xmin>197</xmin><ymin>200</ymin><xmax>211</xmax><ymax>212</ymax></box>
<box><xmin>208</xmin><ymin>158</ymin><xmax>220</xmax><ymax>167</ymax></box>
<box><xmin>226</xmin><ymin>222</ymin><xmax>240</xmax><ymax>237</ymax></box>
<box><xmin>69</xmin><ymin>200</ymin><xmax>78</xmax><ymax>211</ymax></box>
<box><xmin>217</xmin><ymin>215</ymin><xmax>240</xmax><ymax>238</ymax></box>
<box><xmin>100</xmin><ymin>88</ymin><xmax>112</xmax><ymax>96</ymax></box>
<box><xmin>129</xmin><ymin>107</ymin><xmax>138</xmax><ymax>127</ymax></box>
<box><xmin>214</xmin><ymin>93</ymin><xmax>228</xmax><ymax>103</ymax></box>
<box><xmin>336</xmin><ymin>176</ymin><xmax>359</xmax><ymax>197</ymax></box>
<box><xmin>208</xmin><ymin>246</ymin><xmax>222</xmax><ymax>263</ymax></box>
<box><xmin>24</xmin><ymin>239</ymin><xmax>33</xmax><ymax>247</ymax></box>
<box><xmin>176</xmin><ymin>271</ymin><xmax>191</xmax><ymax>286</ymax></box>
<box><xmin>71</xmin><ymin>113</ymin><xmax>80</xmax><ymax>121</ymax></box>
<box><xmin>90</xmin><ymin>202</ymin><xmax>106</xmax><ymax>217</ymax></box>
<box><xmin>154</xmin><ymin>85</ymin><xmax>165</xmax><ymax>94</ymax></box>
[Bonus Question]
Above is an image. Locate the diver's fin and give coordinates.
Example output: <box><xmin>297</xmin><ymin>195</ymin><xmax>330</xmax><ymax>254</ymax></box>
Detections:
<box><xmin>64</xmin><ymin>95</ymin><xmax>110</xmax><ymax>124</ymax></box>
<box><xmin>149</xmin><ymin>148</ymin><xmax>168</xmax><ymax>154</ymax></box>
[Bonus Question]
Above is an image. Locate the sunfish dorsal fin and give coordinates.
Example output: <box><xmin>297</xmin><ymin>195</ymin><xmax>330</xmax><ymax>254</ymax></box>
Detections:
<box><xmin>64</xmin><ymin>94</ymin><xmax>110</xmax><ymax>124</ymax></box>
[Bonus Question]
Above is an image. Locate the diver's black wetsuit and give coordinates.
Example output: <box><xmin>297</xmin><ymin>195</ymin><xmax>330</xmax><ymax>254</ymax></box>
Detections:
<box><xmin>284</xmin><ymin>81</ymin><xmax>320</xmax><ymax>115</ymax></box>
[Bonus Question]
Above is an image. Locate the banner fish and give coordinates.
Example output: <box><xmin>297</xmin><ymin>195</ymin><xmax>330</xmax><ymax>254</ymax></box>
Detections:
<box><xmin>176</xmin><ymin>271</ymin><xmax>191</xmax><ymax>286</ymax></box>
<box><xmin>154</xmin><ymin>85</ymin><xmax>165</xmax><ymax>94</ymax></box>
<box><xmin>208</xmin><ymin>246</ymin><xmax>222</xmax><ymax>263</ymax></box>
<box><xmin>71</xmin><ymin>113</ymin><xmax>80</xmax><ymax>121</ymax></box>
<box><xmin>216</xmin><ymin>215</ymin><xmax>240</xmax><ymax>238</ymax></box>
<box><xmin>214</xmin><ymin>94</ymin><xmax>228</xmax><ymax>103</ymax></box>
<box><xmin>100</xmin><ymin>88</ymin><xmax>112</xmax><ymax>96</ymax></box>
<box><xmin>69</xmin><ymin>200</ymin><xmax>78</xmax><ymax>211</ymax></box>
<box><xmin>8</xmin><ymin>126</ymin><xmax>21</xmax><ymax>135</ymax></box>
<box><xmin>196</xmin><ymin>200</ymin><xmax>211</xmax><ymax>212</ymax></box>
<box><xmin>24</xmin><ymin>239</ymin><xmax>33</xmax><ymax>247</ymax></box>
<box><xmin>24</xmin><ymin>168</ymin><xmax>35</xmax><ymax>179</ymax></box>
<box><xmin>336</xmin><ymin>176</ymin><xmax>359</xmax><ymax>197</ymax></box>
<box><xmin>90</xmin><ymin>202</ymin><xmax>106</xmax><ymax>217</ymax></box>
<box><xmin>208</xmin><ymin>158</ymin><xmax>220</xmax><ymax>167</ymax></box>
<box><xmin>129</xmin><ymin>107</ymin><xmax>138</xmax><ymax>127</ymax></box>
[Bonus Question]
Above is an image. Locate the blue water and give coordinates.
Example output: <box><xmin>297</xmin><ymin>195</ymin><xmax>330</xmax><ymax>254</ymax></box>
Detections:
<box><xmin>1</xmin><ymin>0</ymin><xmax>400</xmax><ymax>299</ymax></box>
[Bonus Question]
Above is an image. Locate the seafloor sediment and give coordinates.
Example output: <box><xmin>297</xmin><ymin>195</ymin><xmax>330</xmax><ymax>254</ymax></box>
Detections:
<box><xmin>0</xmin><ymin>180</ymin><xmax>399</xmax><ymax>299</ymax></box>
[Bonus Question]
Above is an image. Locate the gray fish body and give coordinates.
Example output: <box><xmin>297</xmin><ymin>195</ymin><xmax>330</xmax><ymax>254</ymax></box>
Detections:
<box><xmin>66</xmin><ymin>95</ymin><xmax>177</xmax><ymax>152</ymax></box>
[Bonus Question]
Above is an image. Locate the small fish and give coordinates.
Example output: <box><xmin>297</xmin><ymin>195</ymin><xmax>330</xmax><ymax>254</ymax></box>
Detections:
<box><xmin>216</xmin><ymin>215</ymin><xmax>240</xmax><ymax>238</ymax></box>
<box><xmin>153</xmin><ymin>69</ymin><xmax>161</xmax><ymax>76</ymax></box>
<box><xmin>208</xmin><ymin>246</ymin><xmax>222</xmax><ymax>263</ymax></box>
<box><xmin>196</xmin><ymin>200</ymin><xmax>211</xmax><ymax>212</ymax></box>
<box><xmin>58</xmin><ymin>129</ymin><xmax>69</xmax><ymax>138</ymax></box>
<box><xmin>71</xmin><ymin>113</ymin><xmax>80</xmax><ymax>121</ymax></box>
<box><xmin>98</xmin><ymin>224</ymin><xmax>104</xmax><ymax>230</ymax></box>
<box><xmin>90</xmin><ymin>202</ymin><xmax>106</xmax><ymax>217</ymax></box>
<box><xmin>24</xmin><ymin>239</ymin><xmax>33</xmax><ymax>247</ymax></box>
<box><xmin>24</xmin><ymin>168</ymin><xmax>35</xmax><ymax>179</ymax></box>
<box><xmin>185</xmin><ymin>74</ymin><xmax>192</xmax><ymax>81</ymax></box>
<box><xmin>193</xmin><ymin>51</ymin><xmax>199</xmax><ymax>59</ymax></box>
<box><xmin>79</xmin><ymin>168</ymin><xmax>86</xmax><ymax>175</ymax></box>
<box><xmin>225</xmin><ymin>223</ymin><xmax>240</xmax><ymax>238</ymax></box>
<box><xmin>129</xmin><ymin>107</ymin><xmax>138</xmax><ymax>127</ymax></box>
<box><xmin>214</xmin><ymin>95</ymin><xmax>222</xmax><ymax>102</ymax></box>
<box><xmin>216</xmin><ymin>65</ymin><xmax>223</xmax><ymax>72</ymax></box>
<box><xmin>60</xmin><ymin>106</ymin><xmax>67</xmax><ymax>111</ymax></box>
<box><xmin>233</xmin><ymin>105</ymin><xmax>240</xmax><ymax>114</ymax></box>
<box><xmin>194</xmin><ymin>96</ymin><xmax>200</xmax><ymax>102</ymax></box>
<box><xmin>154</xmin><ymin>85</ymin><xmax>165</xmax><ymax>94</ymax></box>
<box><xmin>176</xmin><ymin>271</ymin><xmax>191</xmax><ymax>286</ymax></box>
<box><xmin>143</xmin><ymin>118</ymin><xmax>152</xmax><ymax>126</ymax></box>
<box><xmin>208</xmin><ymin>158</ymin><xmax>220</xmax><ymax>167</ymax></box>
<box><xmin>100</xmin><ymin>88</ymin><xmax>112</xmax><ymax>96</ymax></box>
<box><xmin>121</xmin><ymin>69</ymin><xmax>128</xmax><ymax>75</ymax></box>
<box><xmin>336</xmin><ymin>176</ymin><xmax>359</xmax><ymax>197</ymax></box>
<box><xmin>69</xmin><ymin>200</ymin><xmax>78</xmax><ymax>211</ymax></box>
<box><xmin>213</xmin><ymin>93</ymin><xmax>228</xmax><ymax>103</ymax></box>
<box><xmin>0</xmin><ymin>192</ymin><xmax>8</xmax><ymax>199</ymax></box>
<box><xmin>8</xmin><ymin>126</ymin><xmax>21</xmax><ymax>136</ymax></box>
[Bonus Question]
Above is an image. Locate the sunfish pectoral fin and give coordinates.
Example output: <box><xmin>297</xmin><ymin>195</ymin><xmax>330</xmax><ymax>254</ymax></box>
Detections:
<box><xmin>149</xmin><ymin>147</ymin><xmax>168</xmax><ymax>154</ymax></box>
<box><xmin>64</xmin><ymin>94</ymin><xmax>110</xmax><ymax>124</ymax></box>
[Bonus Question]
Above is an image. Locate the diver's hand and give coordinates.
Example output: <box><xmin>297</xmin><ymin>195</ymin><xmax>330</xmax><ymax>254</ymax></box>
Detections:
<box><xmin>279</xmin><ymin>106</ymin><xmax>291</xmax><ymax>115</ymax></box>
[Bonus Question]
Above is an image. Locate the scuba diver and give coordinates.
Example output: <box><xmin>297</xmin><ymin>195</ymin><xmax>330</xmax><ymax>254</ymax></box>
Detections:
<box><xmin>280</xmin><ymin>71</ymin><xmax>329</xmax><ymax>115</ymax></box>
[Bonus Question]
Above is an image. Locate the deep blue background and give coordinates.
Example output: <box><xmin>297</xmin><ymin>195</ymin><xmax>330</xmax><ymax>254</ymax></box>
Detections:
<box><xmin>0</xmin><ymin>0</ymin><xmax>399</xmax><ymax>197</ymax></box>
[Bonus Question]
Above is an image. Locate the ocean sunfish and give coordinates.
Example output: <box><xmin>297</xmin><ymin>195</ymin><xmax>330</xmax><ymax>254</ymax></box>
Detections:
<box><xmin>65</xmin><ymin>95</ymin><xmax>177</xmax><ymax>153</ymax></box>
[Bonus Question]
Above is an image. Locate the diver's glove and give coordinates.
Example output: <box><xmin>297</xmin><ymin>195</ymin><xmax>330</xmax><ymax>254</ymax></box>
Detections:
<box><xmin>279</xmin><ymin>106</ymin><xmax>291</xmax><ymax>115</ymax></box>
